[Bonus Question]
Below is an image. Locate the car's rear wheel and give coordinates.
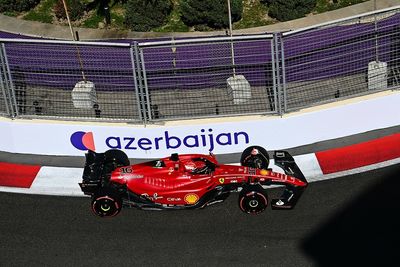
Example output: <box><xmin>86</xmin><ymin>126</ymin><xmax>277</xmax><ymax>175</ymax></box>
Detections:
<box><xmin>240</xmin><ymin>146</ymin><xmax>269</xmax><ymax>169</ymax></box>
<box><xmin>91</xmin><ymin>189</ymin><xmax>122</xmax><ymax>217</ymax></box>
<box><xmin>238</xmin><ymin>184</ymin><xmax>268</xmax><ymax>215</ymax></box>
<box><xmin>105</xmin><ymin>149</ymin><xmax>130</xmax><ymax>166</ymax></box>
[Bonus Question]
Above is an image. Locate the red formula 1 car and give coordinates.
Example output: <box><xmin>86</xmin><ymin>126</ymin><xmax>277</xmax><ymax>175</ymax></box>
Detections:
<box><xmin>79</xmin><ymin>146</ymin><xmax>308</xmax><ymax>217</ymax></box>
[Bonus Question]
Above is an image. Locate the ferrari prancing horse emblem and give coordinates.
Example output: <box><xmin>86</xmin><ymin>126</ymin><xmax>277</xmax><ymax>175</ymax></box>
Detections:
<box><xmin>219</xmin><ymin>178</ymin><xmax>225</xmax><ymax>184</ymax></box>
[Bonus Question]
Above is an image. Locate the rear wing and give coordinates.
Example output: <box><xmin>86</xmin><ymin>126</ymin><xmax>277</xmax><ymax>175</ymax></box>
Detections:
<box><xmin>82</xmin><ymin>150</ymin><xmax>105</xmax><ymax>183</ymax></box>
<box><xmin>80</xmin><ymin>150</ymin><xmax>106</xmax><ymax>195</ymax></box>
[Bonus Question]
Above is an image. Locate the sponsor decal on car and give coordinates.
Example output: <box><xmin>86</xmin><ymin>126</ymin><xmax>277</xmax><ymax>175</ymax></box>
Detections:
<box><xmin>141</xmin><ymin>193</ymin><xmax>163</xmax><ymax>201</ymax></box>
<box><xmin>184</xmin><ymin>193</ymin><xmax>199</xmax><ymax>204</ymax></box>
<box><xmin>248</xmin><ymin>167</ymin><xmax>256</xmax><ymax>175</ymax></box>
<box><xmin>128</xmin><ymin>174</ymin><xmax>144</xmax><ymax>179</ymax></box>
<box><xmin>120</xmin><ymin>167</ymin><xmax>132</xmax><ymax>174</ymax></box>
<box><xmin>167</xmin><ymin>197</ymin><xmax>182</xmax><ymax>202</ymax></box>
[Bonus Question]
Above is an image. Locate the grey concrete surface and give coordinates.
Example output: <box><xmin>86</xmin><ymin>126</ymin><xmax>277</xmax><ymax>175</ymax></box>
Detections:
<box><xmin>0</xmin><ymin>164</ymin><xmax>399</xmax><ymax>266</ymax></box>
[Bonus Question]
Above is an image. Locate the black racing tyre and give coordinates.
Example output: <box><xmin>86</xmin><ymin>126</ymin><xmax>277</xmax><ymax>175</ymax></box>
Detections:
<box><xmin>91</xmin><ymin>189</ymin><xmax>122</xmax><ymax>217</ymax></box>
<box><xmin>238</xmin><ymin>184</ymin><xmax>268</xmax><ymax>215</ymax></box>
<box><xmin>103</xmin><ymin>149</ymin><xmax>130</xmax><ymax>175</ymax></box>
<box><xmin>105</xmin><ymin>149</ymin><xmax>130</xmax><ymax>167</ymax></box>
<box><xmin>240</xmin><ymin>146</ymin><xmax>269</xmax><ymax>169</ymax></box>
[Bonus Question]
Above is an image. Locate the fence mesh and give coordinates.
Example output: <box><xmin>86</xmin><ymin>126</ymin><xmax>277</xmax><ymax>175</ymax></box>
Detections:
<box><xmin>0</xmin><ymin>49</ymin><xmax>9</xmax><ymax>116</ymax></box>
<box><xmin>2</xmin><ymin>41</ymin><xmax>140</xmax><ymax>121</ymax></box>
<box><xmin>0</xmin><ymin>87</ymin><xmax>7</xmax><ymax>116</ymax></box>
<box><xmin>282</xmin><ymin>10</ymin><xmax>400</xmax><ymax>111</ymax></box>
<box><xmin>1</xmin><ymin>7</ymin><xmax>400</xmax><ymax>122</ymax></box>
<box><xmin>0</xmin><ymin>43</ymin><xmax>14</xmax><ymax>117</ymax></box>
<box><xmin>140</xmin><ymin>37</ymin><xmax>275</xmax><ymax>120</ymax></box>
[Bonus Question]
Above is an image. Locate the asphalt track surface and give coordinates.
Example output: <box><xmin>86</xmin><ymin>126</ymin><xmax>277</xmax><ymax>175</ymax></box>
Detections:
<box><xmin>1</xmin><ymin>164</ymin><xmax>399</xmax><ymax>267</ymax></box>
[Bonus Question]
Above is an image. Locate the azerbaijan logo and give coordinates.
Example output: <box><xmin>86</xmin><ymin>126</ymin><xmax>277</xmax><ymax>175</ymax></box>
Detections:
<box><xmin>70</xmin><ymin>131</ymin><xmax>96</xmax><ymax>151</ymax></box>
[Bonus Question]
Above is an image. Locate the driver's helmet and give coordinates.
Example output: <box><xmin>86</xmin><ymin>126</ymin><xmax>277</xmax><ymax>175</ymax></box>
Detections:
<box><xmin>182</xmin><ymin>159</ymin><xmax>206</xmax><ymax>173</ymax></box>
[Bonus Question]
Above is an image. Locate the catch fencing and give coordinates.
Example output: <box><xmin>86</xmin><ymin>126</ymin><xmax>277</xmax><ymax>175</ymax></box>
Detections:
<box><xmin>1</xmin><ymin>6</ymin><xmax>400</xmax><ymax>123</ymax></box>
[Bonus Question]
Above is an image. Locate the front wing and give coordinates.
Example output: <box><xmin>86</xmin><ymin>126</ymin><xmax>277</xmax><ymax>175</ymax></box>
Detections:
<box><xmin>271</xmin><ymin>151</ymin><xmax>308</xmax><ymax>209</ymax></box>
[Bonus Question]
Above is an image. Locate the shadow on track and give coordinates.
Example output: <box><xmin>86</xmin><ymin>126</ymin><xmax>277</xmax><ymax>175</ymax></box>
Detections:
<box><xmin>302</xmin><ymin>165</ymin><xmax>400</xmax><ymax>266</ymax></box>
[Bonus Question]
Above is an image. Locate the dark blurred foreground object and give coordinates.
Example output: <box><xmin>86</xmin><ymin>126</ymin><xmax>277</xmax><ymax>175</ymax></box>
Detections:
<box><xmin>302</xmin><ymin>165</ymin><xmax>400</xmax><ymax>266</ymax></box>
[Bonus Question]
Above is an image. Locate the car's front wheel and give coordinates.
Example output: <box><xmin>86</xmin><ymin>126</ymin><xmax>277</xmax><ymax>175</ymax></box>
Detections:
<box><xmin>238</xmin><ymin>184</ymin><xmax>268</xmax><ymax>215</ymax></box>
<box><xmin>240</xmin><ymin>146</ymin><xmax>269</xmax><ymax>169</ymax></box>
<box><xmin>91</xmin><ymin>189</ymin><xmax>122</xmax><ymax>217</ymax></box>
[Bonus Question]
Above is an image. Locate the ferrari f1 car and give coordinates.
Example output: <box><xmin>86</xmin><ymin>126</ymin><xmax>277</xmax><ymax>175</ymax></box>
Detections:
<box><xmin>79</xmin><ymin>146</ymin><xmax>308</xmax><ymax>217</ymax></box>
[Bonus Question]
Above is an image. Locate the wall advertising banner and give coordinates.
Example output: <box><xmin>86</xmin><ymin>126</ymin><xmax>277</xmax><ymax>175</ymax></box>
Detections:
<box><xmin>1</xmin><ymin>92</ymin><xmax>400</xmax><ymax>158</ymax></box>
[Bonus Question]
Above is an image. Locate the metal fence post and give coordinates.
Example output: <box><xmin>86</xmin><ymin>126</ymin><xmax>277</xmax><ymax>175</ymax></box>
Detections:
<box><xmin>270</xmin><ymin>37</ymin><xmax>278</xmax><ymax>114</ymax></box>
<box><xmin>0</xmin><ymin>43</ymin><xmax>17</xmax><ymax>118</ymax></box>
<box><xmin>133</xmin><ymin>42</ymin><xmax>147</xmax><ymax>124</ymax></box>
<box><xmin>271</xmin><ymin>33</ymin><xmax>287</xmax><ymax>116</ymax></box>
<box><xmin>139</xmin><ymin>49</ymin><xmax>152</xmax><ymax>121</ymax></box>
<box><xmin>0</xmin><ymin>45</ymin><xmax>10</xmax><ymax>117</ymax></box>
<box><xmin>279</xmin><ymin>34</ymin><xmax>287</xmax><ymax>113</ymax></box>
<box><xmin>272</xmin><ymin>33</ymin><xmax>283</xmax><ymax>116</ymax></box>
<box><xmin>130</xmin><ymin>44</ymin><xmax>143</xmax><ymax>122</ymax></box>
<box><xmin>2</xmin><ymin>44</ymin><xmax>18</xmax><ymax>117</ymax></box>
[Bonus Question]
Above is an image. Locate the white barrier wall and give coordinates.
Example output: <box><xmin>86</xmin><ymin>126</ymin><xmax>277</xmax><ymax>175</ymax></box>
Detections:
<box><xmin>1</xmin><ymin>92</ymin><xmax>400</xmax><ymax>158</ymax></box>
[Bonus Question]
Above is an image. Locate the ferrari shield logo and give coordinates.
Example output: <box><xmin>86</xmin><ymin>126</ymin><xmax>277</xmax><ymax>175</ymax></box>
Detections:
<box><xmin>219</xmin><ymin>178</ymin><xmax>225</xmax><ymax>184</ymax></box>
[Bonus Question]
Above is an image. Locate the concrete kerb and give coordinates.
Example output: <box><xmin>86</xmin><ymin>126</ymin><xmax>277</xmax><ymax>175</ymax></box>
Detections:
<box><xmin>0</xmin><ymin>132</ymin><xmax>399</xmax><ymax>197</ymax></box>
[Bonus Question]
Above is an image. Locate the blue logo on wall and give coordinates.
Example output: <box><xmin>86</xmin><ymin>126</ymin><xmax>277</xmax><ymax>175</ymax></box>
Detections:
<box><xmin>104</xmin><ymin>129</ymin><xmax>249</xmax><ymax>151</ymax></box>
<box><xmin>70</xmin><ymin>129</ymin><xmax>249</xmax><ymax>152</ymax></box>
<box><xmin>70</xmin><ymin>131</ymin><xmax>96</xmax><ymax>151</ymax></box>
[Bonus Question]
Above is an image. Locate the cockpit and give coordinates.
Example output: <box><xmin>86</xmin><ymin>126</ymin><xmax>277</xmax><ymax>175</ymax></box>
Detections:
<box><xmin>169</xmin><ymin>153</ymin><xmax>216</xmax><ymax>175</ymax></box>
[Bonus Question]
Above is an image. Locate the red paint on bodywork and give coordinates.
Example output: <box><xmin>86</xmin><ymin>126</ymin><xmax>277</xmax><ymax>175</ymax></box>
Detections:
<box><xmin>110</xmin><ymin>153</ymin><xmax>306</xmax><ymax>205</ymax></box>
